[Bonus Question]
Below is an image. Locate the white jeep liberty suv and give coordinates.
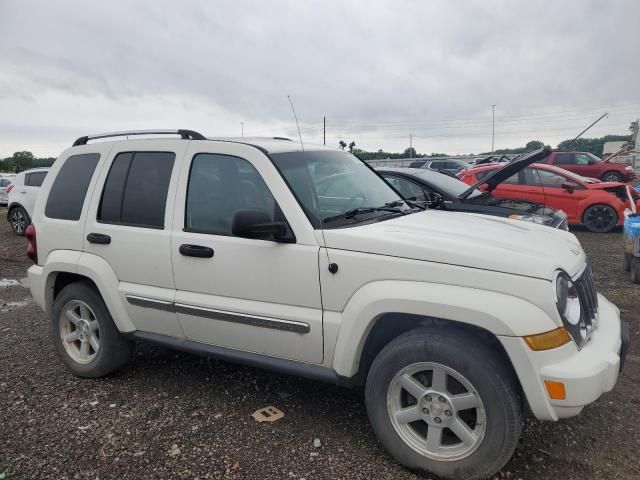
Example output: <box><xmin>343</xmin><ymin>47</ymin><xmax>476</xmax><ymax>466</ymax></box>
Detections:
<box><xmin>27</xmin><ymin>130</ymin><xmax>629</xmax><ymax>480</ymax></box>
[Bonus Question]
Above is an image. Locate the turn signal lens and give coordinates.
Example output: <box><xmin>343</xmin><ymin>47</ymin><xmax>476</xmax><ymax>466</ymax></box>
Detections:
<box><xmin>544</xmin><ymin>380</ymin><xmax>566</xmax><ymax>400</ymax></box>
<box><xmin>523</xmin><ymin>327</ymin><xmax>571</xmax><ymax>351</ymax></box>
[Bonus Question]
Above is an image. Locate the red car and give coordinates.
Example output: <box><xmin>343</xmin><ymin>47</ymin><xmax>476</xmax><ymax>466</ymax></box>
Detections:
<box><xmin>459</xmin><ymin>159</ymin><xmax>640</xmax><ymax>233</ymax></box>
<box><xmin>540</xmin><ymin>151</ymin><xmax>635</xmax><ymax>183</ymax></box>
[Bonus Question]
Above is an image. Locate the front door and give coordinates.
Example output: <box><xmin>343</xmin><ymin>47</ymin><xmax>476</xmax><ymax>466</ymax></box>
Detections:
<box><xmin>171</xmin><ymin>142</ymin><xmax>323</xmax><ymax>363</ymax></box>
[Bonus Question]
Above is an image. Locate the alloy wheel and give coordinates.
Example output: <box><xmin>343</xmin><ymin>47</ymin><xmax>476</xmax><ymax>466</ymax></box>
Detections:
<box><xmin>584</xmin><ymin>205</ymin><xmax>617</xmax><ymax>233</ymax></box>
<box><xmin>387</xmin><ymin>362</ymin><xmax>486</xmax><ymax>461</ymax></box>
<box><xmin>10</xmin><ymin>209</ymin><xmax>26</xmax><ymax>234</ymax></box>
<box><xmin>59</xmin><ymin>300</ymin><xmax>100</xmax><ymax>364</ymax></box>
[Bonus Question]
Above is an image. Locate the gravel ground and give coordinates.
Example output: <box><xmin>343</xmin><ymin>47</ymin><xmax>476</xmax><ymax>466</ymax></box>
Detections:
<box><xmin>0</xmin><ymin>206</ymin><xmax>638</xmax><ymax>480</ymax></box>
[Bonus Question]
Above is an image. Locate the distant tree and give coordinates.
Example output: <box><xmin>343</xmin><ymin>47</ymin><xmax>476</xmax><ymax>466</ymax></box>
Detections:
<box><xmin>348</xmin><ymin>141</ymin><xmax>356</xmax><ymax>152</ymax></box>
<box><xmin>403</xmin><ymin>147</ymin><xmax>417</xmax><ymax>158</ymax></box>
<box><xmin>338</xmin><ymin>140</ymin><xmax>347</xmax><ymax>150</ymax></box>
<box><xmin>525</xmin><ymin>140</ymin><xmax>545</xmax><ymax>151</ymax></box>
<box><xmin>13</xmin><ymin>151</ymin><xmax>34</xmax><ymax>170</ymax></box>
<box><xmin>556</xmin><ymin>134</ymin><xmax>631</xmax><ymax>156</ymax></box>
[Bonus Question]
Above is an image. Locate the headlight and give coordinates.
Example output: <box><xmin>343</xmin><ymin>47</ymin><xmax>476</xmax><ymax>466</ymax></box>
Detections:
<box><xmin>508</xmin><ymin>214</ymin><xmax>551</xmax><ymax>225</ymax></box>
<box><xmin>554</xmin><ymin>271</ymin><xmax>586</xmax><ymax>347</ymax></box>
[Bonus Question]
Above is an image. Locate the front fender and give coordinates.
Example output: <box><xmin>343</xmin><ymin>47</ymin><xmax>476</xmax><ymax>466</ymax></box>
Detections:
<box><xmin>331</xmin><ymin>280</ymin><xmax>557</xmax><ymax>377</ymax></box>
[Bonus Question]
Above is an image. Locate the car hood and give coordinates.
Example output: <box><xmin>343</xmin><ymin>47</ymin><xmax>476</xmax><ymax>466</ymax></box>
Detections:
<box><xmin>322</xmin><ymin>210</ymin><xmax>585</xmax><ymax>280</ymax></box>
<box><xmin>460</xmin><ymin>147</ymin><xmax>552</xmax><ymax>198</ymax></box>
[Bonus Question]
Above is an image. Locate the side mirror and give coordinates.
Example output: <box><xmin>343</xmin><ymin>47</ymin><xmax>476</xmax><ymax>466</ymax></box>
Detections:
<box><xmin>231</xmin><ymin>210</ymin><xmax>295</xmax><ymax>243</ymax></box>
<box><xmin>561</xmin><ymin>181</ymin><xmax>575</xmax><ymax>193</ymax></box>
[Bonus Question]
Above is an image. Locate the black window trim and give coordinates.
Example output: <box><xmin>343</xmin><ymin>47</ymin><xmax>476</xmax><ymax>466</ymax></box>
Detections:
<box><xmin>183</xmin><ymin>152</ymin><xmax>295</xmax><ymax>242</ymax></box>
<box><xmin>97</xmin><ymin>150</ymin><xmax>175</xmax><ymax>230</ymax></box>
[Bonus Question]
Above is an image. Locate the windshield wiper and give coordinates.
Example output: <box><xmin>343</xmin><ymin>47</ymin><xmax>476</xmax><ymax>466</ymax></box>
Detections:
<box><xmin>322</xmin><ymin>205</ymin><xmax>406</xmax><ymax>224</ymax></box>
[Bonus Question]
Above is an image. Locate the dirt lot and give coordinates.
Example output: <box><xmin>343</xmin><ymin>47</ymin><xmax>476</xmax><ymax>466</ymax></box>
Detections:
<box><xmin>1</xmin><ymin>207</ymin><xmax>638</xmax><ymax>480</ymax></box>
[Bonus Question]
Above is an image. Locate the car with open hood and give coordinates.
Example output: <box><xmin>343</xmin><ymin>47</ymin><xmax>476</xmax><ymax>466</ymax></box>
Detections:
<box><xmin>27</xmin><ymin>131</ymin><xmax>627</xmax><ymax>480</ymax></box>
<box><xmin>377</xmin><ymin>149</ymin><xmax>568</xmax><ymax>230</ymax></box>
<box><xmin>459</xmin><ymin>156</ymin><xmax>640</xmax><ymax>233</ymax></box>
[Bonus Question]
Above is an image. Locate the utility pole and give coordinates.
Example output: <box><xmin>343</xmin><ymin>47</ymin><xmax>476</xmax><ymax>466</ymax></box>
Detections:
<box><xmin>491</xmin><ymin>105</ymin><xmax>496</xmax><ymax>153</ymax></box>
<box><xmin>240</xmin><ymin>122</ymin><xmax>244</xmax><ymax>137</ymax></box>
<box><xmin>323</xmin><ymin>116</ymin><xmax>326</xmax><ymax>145</ymax></box>
<box><xmin>409</xmin><ymin>134</ymin><xmax>413</xmax><ymax>158</ymax></box>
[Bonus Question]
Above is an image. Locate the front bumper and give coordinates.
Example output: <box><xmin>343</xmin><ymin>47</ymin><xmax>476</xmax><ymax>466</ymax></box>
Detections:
<box><xmin>500</xmin><ymin>293</ymin><xmax>626</xmax><ymax>421</ymax></box>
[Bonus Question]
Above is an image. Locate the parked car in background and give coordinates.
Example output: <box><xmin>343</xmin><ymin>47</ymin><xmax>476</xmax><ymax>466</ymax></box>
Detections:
<box><xmin>411</xmin><ymin>158</ymin><xmax>470</xmax><ymax>176</ymax></box>
<box><xmin>540</xmin><ymin>151</ymin><xmax>635</xmax><ymax>183</ymax></box>
<box><xmin>26</xmin><ymin>131</ymin><xmax>626</xmax><ymax>480</ymax></box>
<box><xmin>377</xmin><ymin>150</ymin><xmax>569</xmax><ymax>230</ymax></box>
<box><xmin>0</xmin><ymin>176</ymin><xmax>12</xmax><ymax>205</ymax></box>
<box><xmin>459</xmin><ymin>162</ymin><xmax>640</xmax><ymax>233</ymax></box>
<box><xmin>6</xmin><ymin>167</ymin><xmax>49</xmax><ymax>235</ymax></box>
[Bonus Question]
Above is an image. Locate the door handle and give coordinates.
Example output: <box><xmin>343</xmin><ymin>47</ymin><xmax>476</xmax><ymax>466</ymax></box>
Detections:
<box><xmin>179</xmin><ymin>244</ymin><xmax>214</xmax><ymax>258</ymax></box>
<box><xmin>87</xmin><ymin>233</ymin><xmax>111</xmax><ymax>244</ymax></box>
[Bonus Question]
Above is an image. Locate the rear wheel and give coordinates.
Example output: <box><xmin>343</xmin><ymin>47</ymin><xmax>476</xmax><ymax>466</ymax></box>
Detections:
<box><xmin>602</xmin><ymin>171</ymin><xmax>623</xmax><ymax>183</ymax></box>
<box><xmin>9</xmin><ymin>206</ymin><xmax>29</xmax><ymax>236</ymax></box>
<box><xmin>583</xmin><ymin>204</ymin><xmax>618</xmax><ymax>233</ymax></box>
<box><xmin>52</xmin><ymin>281</ymin><xmax>133</xmax><ymax>377</ymax></box>
<box><xmin>365</xmin><ymin>327</ymin><xmax>523</xmax><ymax>480</ymax></box>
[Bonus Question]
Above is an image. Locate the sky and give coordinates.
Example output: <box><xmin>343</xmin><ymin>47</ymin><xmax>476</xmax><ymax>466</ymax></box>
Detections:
<box><xmin>1</xmin><ymin>0</ymin><xmax>639</xmax><ymax>158</ymax></box>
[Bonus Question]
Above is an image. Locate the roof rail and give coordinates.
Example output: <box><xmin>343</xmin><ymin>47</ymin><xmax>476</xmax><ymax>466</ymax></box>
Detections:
<box><xmin>72</xmin><ymin>129</ymin><xmax>206</xmax><ymax>146</ymax></box>
<box><xmin>272</xmin><ymin>137</ymin><xmax>293</xmax><ymax>141</ymax></box>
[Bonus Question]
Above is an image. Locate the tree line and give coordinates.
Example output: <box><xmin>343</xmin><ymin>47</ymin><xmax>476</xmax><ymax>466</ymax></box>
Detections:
<box><xmin>0</xmin><ymin>151</ymin><xmax>56</xmax><ymax>173</ymax></box>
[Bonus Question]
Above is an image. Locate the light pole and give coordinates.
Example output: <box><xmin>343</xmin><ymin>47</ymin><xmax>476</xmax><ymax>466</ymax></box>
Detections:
<box><xmin>240</xmin><ymin>122</ymin><xmax>244</xmax><ymax>137</ymax></box>
<box><xmin>491</xmin><ymin>105</ymin><xmax>496</xmax><ymax>153</ymax></box>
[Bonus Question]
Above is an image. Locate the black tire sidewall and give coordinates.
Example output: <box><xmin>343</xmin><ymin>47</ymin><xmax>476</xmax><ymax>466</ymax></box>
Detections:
<box><xmin>365</xmin><ymin>328</ymin><xmax>523</xmax><ymax>480</ymax></box>
<box><xmin>583</xmin><ymin>204</ymin><xmax>618</xmax><ymax>233</ymax></box>
<box><xmin>51</xmin><ymin>282</ymin><xmax>132</xmax><ymax>378</ymax></box>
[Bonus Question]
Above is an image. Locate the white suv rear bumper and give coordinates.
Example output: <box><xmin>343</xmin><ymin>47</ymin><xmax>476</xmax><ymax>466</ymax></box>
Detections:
<box><xmin>500</xmin><ymin>293</ymin><xmax>625</xmax><ymax>421</ymax></box>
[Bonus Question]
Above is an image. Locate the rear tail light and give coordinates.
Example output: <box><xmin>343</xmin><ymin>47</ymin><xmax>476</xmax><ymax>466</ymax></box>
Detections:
<box><xmin>25</xmin><ymin>224</ymin><xmax>37</xmax><ymax>264</ymax></box>
<box><xmin>6</xmin><ymin>183</ymin><xmax>14</xmax><ymax>193</ymax></box>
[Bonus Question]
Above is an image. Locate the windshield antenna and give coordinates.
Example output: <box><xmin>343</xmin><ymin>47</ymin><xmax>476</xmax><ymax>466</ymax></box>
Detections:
<box><xmin>287</xmin><ymin>95</ymin><xmax>305</xmax><ymax>152</ymax></box>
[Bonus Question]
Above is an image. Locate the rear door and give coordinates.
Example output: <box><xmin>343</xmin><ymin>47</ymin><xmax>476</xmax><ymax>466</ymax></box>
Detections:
<box><xmin>170</xmin><ymin>142</ymin><xmax>323</xmax><ymax>363</ymax></box>
<box><xmin>84</xmin><ymin>140</ymin><xmax>188</xmax><ymax>338</ymax></box>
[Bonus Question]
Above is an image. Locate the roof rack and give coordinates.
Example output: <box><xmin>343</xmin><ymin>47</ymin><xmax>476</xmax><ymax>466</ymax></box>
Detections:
<box><xmin>72</xmin><ymin>129</ymin><xmax>206</xmax><ymax>146</ymax></box>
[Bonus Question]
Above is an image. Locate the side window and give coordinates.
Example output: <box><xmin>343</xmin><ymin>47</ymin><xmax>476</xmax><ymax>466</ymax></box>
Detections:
<box><xmin>26</xmin><ymin>171</ymin><xmax>47</xmax><ymax>187</ymax></box>
<box><xmin>553</xmin><ymin>154</ymin><xmax>574</xmax><ymax>165</ymax></box>
<box><xmin>98</xmin><ymin>151</ymin><xmax>175</xmax><ymax>228</ymax></box>
<box><xmin>537</xmin><ymin>170</ymin><xmax>571</xmax><ymax>188</ymax></box>
<box><xmin>383</xmin><ymin>175</ymin><xmax>426</xmax><ymax>201</ymax></box>
<box><xmin>45</xmin><ymin>154</ymin><xmax>100</xmax><ymax>220</ymax></box>
<box><xmin>185</xmin><ymin>153</ymin><xmax>276</xmax><ymax>236</ymax></box>
<box><xmin>522</xmin><ymin>167</ymin><xmax>542</xmax><ymax>186</ymax></box>
<box><xmin>0</xmin><ymin>179</ymin><xmax>9</xmax><ymax>187</ymax></box>
<box><xmin>574</xmin><ymin>154</ymin><xmax>591</xmax><ymax>165</ymax></box>
<box><xmin>502</xmin><ymin>173</ymin><xmax>519</xmax><ymax>185</ymax></box>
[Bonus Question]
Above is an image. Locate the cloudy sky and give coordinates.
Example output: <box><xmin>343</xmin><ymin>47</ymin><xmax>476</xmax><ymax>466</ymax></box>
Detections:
<box><xmin>1</xmin><ymin>0</ymin><xmax>639</xmax><ymax>157</ymax></box>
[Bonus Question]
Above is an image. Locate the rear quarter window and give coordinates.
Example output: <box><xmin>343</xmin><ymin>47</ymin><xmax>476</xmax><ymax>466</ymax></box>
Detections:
<box><xmin>26</xmin><ymin>171</ymin><xmax>47</xmax><ymax>187</ymax></box>
<box><xmin>45</xmin><ymin>154</ymin><xmax>101</xmax><ymax>220</ymax></box>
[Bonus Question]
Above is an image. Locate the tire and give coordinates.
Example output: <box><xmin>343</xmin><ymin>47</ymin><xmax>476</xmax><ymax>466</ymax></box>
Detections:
<box><xmin>631</xmin><ymin>257</ymin><xmax>640</xmax><ymax>284</ymax></box>
<box><xmin>365</xmin><ymin>327</ymin><xmax>523</xmax><ymax>480</ymax></box>
<box><xmin>8</xmin><ymin>206</ymin><xmax>30</xmax><ymax>236</ymax></box>
<box><xmin>583</xmin><ymin>204</ymin><xmax>618</xmax><ymax>233</ymax></box>
<box><xmin>602</xmin><ymin>171</ymin><xmax>623</xmax><ymax>183</ymax></box>
<box><xmin>51</xmin><ymin>281</ymin><xmax>133</xmax><ymax>378</ymax></box>
<box><xmin>624</xmin><ymin>253</ymin><xmax>631</xmax><ymax>272</ymax></box>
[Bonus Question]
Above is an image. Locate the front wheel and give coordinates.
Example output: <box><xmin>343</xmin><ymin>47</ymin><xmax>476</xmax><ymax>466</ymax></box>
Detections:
<box><xmin>583</xmin><ymin>204</ymin><xmax>618</xmax><ymax>233</ymax></box>
<box><xmin>365</xmin><ymin>327</ymin><xmax>523</xmax><ymax>480</ymax></box>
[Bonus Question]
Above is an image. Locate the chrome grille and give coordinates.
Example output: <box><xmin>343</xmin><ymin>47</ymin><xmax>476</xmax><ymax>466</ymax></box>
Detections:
<box><xmin>574</xmin><ymin>264</ymin><xmax>599</xmax><ymax>338</ymax></box>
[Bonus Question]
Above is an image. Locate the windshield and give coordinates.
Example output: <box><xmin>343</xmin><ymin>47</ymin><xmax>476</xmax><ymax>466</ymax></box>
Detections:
<box><xmin>269</xmin><ymin>150</ymin><xmax>407</xmax><ymax>228</ymax></box>
<box><xmin>416</xmin><ymin>170</ymin><xmax>482</xmax><ymax>198</ymax></box>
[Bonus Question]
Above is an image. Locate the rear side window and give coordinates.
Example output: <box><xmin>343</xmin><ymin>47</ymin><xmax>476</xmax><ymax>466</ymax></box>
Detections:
<box><xmin>45</xmin><ymin>154</ymin><xmax>100</xmax><ymax>220</ymax></box>
<box><xmin>0</xmin><ymin>179</ymin><xmax>10</xmax><ymax>187</ymax></box>
<box><xmin>98</xmin><ymin>151</ymin><xmax>175</xmax><ymax>229</ymax></box>
<box><xmin>553</xmin><ymin>154</ymin><xmax>574</xmax><ymax>165</ymax></box>
<box><xmin>26</xmin><ymin>171</ymin><xmax>47</xmax><ymax>187</ymax></box>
